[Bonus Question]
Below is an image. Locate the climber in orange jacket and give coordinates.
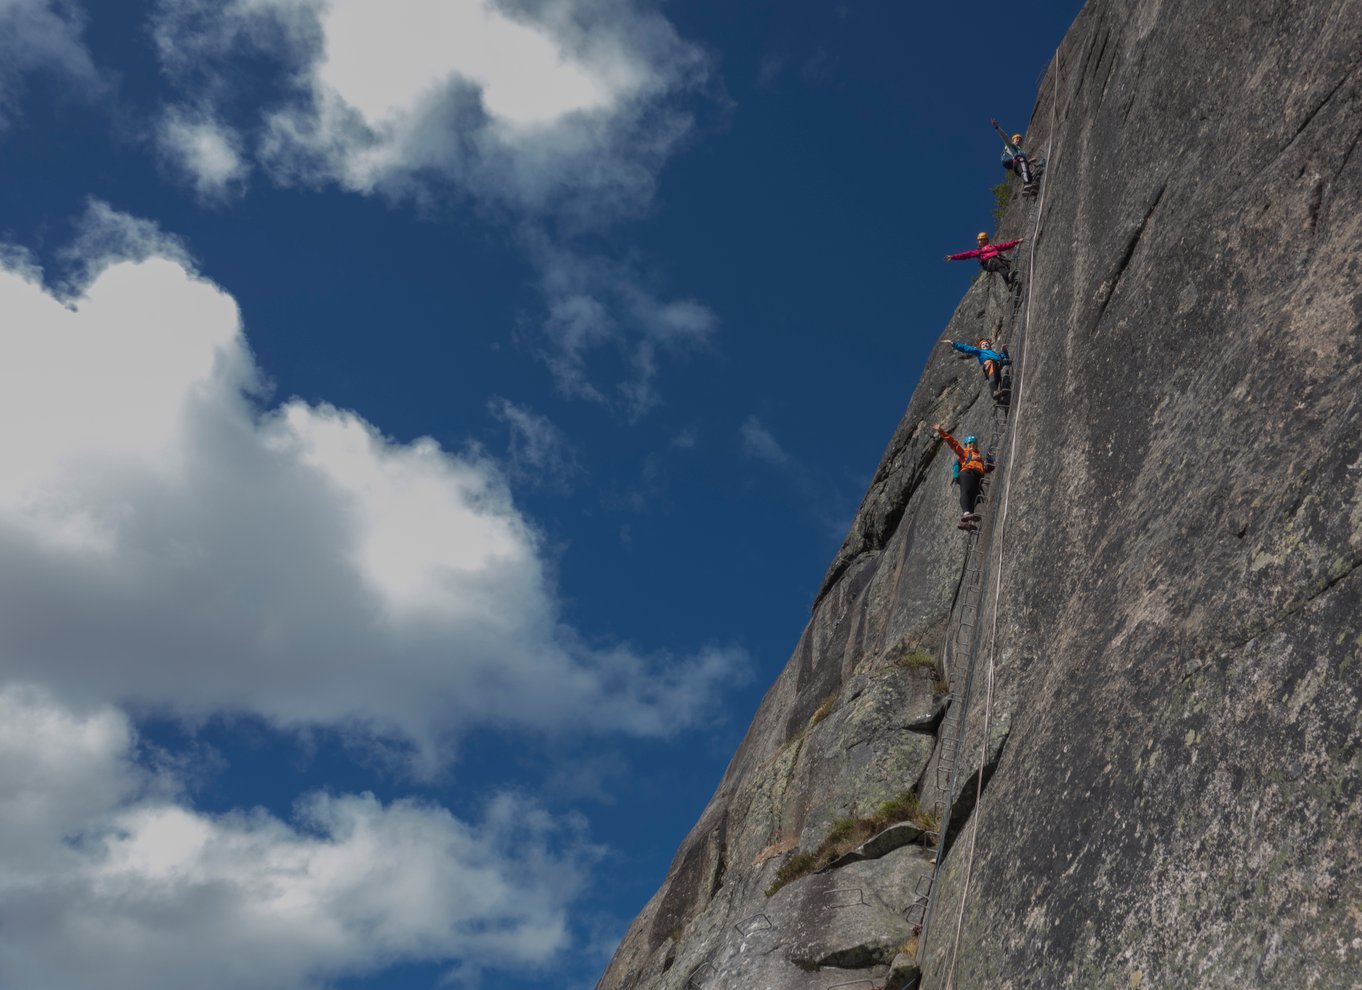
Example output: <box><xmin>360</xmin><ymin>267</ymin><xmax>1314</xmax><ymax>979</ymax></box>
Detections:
<box><xmin>933</xmin><ymin>424</ymin><xmax>994</xmax><ymax>529</ymax></box>
<box><xmin>946</xmin><ymin>233</ymin><xmax>1022</xmax><ymax>287</ymax></box>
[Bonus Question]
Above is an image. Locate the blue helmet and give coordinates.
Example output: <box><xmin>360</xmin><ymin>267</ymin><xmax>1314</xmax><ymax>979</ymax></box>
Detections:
<box><xmin>963</xmin><ymin>435</ymin><xmax>978</xmax><ymax>446</ymax></box>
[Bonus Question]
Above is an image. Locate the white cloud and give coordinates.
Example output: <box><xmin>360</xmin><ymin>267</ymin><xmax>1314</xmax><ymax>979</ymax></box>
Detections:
<box><xmin>158</xmin><ymin>106</ymin><xmax>250</xmax><ymax>200</ymax></box>
<box><xmin>0</xmin><ymin>685</ymin><xmax>592</xmax><ymax>990</ymax></box>
<box><xmin>529</xmin><ymin>237</ymin><xmax>717</xmax><ymax>416</ymax></box>
<box><xmin>150</xmin><ymin>0</ymin><xmax>718</xmax><ymax>410</ymax></box>
<box><xmin>152</xmin><ymin>0</ymin><xmax>709</xmax><ymax>216</ymax></box>
<box><xmin>315</xmin><ymin>0</ymin><xmax>625</xmax><ymax>128</ymax></box>
<box><xmin>739</xmin><ymin>415</ymin><xmax>790</xmax><ymax>466</ymax></box>
<box><xmin>0</xmin><ymin>204</ymin><xmax>743</xmax><ymax>764</ymax></box>
<box><xmin>489</xmin><ymin>397</ymin><xmax>582</xmax><ymax>493</ymax></box>
<box><xmin>0</xmin><ymin>0</ymin><xmax>98</xmax><ymax>129</ymax></box>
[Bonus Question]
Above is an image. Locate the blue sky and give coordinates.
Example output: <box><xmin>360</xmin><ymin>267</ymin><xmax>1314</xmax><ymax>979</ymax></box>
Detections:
<box><xmin>0</xmin><ymin>1</ymin><xmax>1081</xmax><ymax>987</ymax></box>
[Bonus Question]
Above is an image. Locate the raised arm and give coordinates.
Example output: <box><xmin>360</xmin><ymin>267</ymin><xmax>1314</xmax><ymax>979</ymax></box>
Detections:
<box><xmin>933</xmin><ymin>424</ymin><xmax>967</xmax><ymax>460</ymax></box>
<box><xmin>991</xmin><ymin>119</ymin><xmax>1011</xmax><ymax>144</ymax></box>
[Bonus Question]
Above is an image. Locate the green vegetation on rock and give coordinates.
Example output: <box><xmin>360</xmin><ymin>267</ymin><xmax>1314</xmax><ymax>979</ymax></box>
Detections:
<box><xmin>764</xmin><ymin>791</ymin><xmax>939</xmax><ymax>897</ymax></box>
<box><xmin>991</xmin><ymin>180</ymin><xmax>1011</xmax><ymax>222</ymax></box>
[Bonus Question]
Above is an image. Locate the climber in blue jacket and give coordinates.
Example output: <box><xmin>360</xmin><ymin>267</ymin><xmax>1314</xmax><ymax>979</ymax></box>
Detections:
<box><xmin>945</xmin><ymin>337</ymin><xmax>1011</xmax><ymax>399</ymax></box>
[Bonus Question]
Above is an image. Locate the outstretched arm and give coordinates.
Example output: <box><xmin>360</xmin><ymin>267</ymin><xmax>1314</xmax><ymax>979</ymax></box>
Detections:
<box><xmin>933</xmin><ymin>423</ymin><xmax>966</xmax><ymax>460</ymax></box>
<box><xmin>946</xmin><ymin>249</ymin><xmax>981</xmax><ymax>261</ymax></box>
<box><xmin>993</xmin><ymin>239</ymin><xmax>1023</xmax><ymax>252</ymax></box>
<box><xmin>950</xmin><ymin>341</ymin><xmax>982</xmax><ymax>357</ymax></box>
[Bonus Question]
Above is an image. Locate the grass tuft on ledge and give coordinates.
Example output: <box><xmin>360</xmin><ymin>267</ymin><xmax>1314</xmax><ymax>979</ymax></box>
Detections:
<box><xmin>764</xmin><ymin>792</ymin><xmax>939</xmax><ymax>897</ymax></box>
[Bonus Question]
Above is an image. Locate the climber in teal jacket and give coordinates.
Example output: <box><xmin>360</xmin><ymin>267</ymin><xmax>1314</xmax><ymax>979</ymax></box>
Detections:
<box><xmin>945</xmin><ymin>337</ymin><xmax>1011</xmax><ymax>398</ymax></box>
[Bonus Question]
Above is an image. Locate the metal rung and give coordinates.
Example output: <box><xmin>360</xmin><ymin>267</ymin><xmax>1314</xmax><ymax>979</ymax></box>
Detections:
<box><xmin>825</xmin><ymin>887</ymin><xmax>869</xmax><ymax>908</ymax></box>
<box><xmin>904</xmin><ymin>899</ymin><xmax>927</xmax><ymax>925</ymax></box>
<box><xmin>915</xmin><ymin>874</ymin><xmax>934</xmax><ymax>898</ymax></box>
<box><xmin>733</xmin><ymin>913</ymin><xmax>773</xmax><ymax>937</ymax></box>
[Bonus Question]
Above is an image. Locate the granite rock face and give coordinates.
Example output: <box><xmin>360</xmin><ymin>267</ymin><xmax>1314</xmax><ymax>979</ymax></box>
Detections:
<box><xmin>597</xmin><ymin>0</ymin><xmax>1362</xmax><ymax>987</ymax></box>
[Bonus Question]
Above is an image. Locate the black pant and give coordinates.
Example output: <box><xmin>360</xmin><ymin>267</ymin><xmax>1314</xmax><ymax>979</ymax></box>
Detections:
<box><xmin>984</xmin><ymin>348</ymin><xmax>1010</xmax><ymax>390</ymax></box>
<box><xmin>981</xmin><ymin>257</ymin><xmax>1011</xmax><ymax>277</ymax></box>
<box><xmin>958</xmin><ymin>470</ymin><xmax>982</xmax><ymax>514</ymax></box>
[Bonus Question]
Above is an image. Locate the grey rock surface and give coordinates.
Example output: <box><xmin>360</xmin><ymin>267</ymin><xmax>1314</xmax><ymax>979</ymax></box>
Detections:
<box><xmin>598</xmin><ymin>0</ymin><xmax>1362</xmax><ymax>988</ymax></box>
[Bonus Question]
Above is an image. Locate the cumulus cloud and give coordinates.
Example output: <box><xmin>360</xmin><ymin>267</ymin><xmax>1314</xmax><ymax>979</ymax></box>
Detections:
<box><xmin>0</xmin><ymin>685</ymin><xmax>593</xmax><ymax>990</ymax></box>
<box><xmin>739</xmin><ymin>415</ymin><xmax>790</xmax><ymax>466</ymax></box>
<box><xmin>158</xmin><ymin>106</ymin><xmax>250</xmax><ymax>200</ymax></box>
<box><xmin>0</xmin><ymin>204</ymin><xmax>743</xmax><ymax>764</ymax></box>
<box><xmin>0</xmin><ymin>0</ymin><xmax>98</xmax><ymax>130</ymax></box>
<box><xmin>151</xmin><ymin>0</ymin><xmax>710</xmax><ymax>217</ymax></box>
<box><xmin>149</xmin><ymin>0</ymin><xmax>718</xmax><ymax>409</ymax></box>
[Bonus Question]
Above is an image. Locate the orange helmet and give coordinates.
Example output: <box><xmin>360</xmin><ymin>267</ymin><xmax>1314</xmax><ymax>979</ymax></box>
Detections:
<box><xmin>976</xmin><ymin>232</ymin><xmax>989</xmax><ymax>243</ymax></box>
<box><xmin>1011</xmin><ymin>133</ymin><xmax>1023</xmax><ymax>144</ymax></box>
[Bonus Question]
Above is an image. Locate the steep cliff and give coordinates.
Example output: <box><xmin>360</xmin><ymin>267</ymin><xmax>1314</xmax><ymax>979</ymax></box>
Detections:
<box><xmin>597</xmin><ymin>1</ymin><xmax>1362</xmax><ymax>987</ymax></box>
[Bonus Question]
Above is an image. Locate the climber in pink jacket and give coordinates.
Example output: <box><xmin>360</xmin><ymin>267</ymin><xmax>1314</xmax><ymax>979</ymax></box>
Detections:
<box><xmin>946</xmin><ymin>233</ymin><xmax>1023</xmax><ymax>287</ymax></box>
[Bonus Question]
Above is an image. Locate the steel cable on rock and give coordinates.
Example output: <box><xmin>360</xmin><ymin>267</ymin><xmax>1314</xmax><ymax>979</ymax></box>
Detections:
<box><xmin>939</xmin><ymin>45</ymin><xmax>1069</xmax><ymax>990</ymax></box>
